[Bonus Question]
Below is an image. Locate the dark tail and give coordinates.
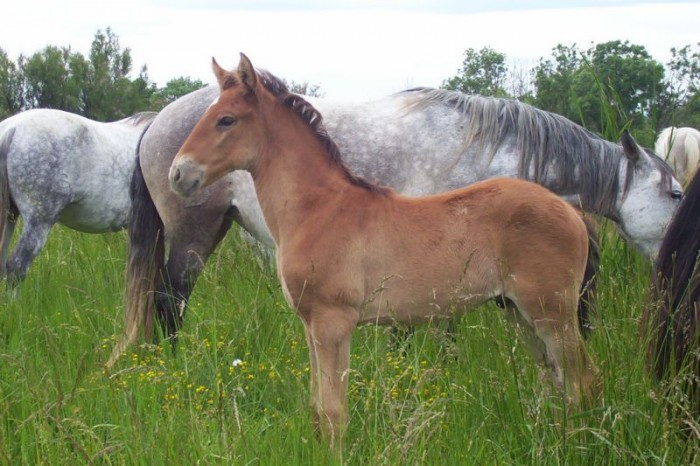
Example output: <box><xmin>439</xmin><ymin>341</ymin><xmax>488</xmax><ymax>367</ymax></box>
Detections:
<box><xmin>645</xmin><ymin>170</ymin><xmax>700</xmax><ymax>398</ymax></box>
<box><xmin>0</xmin><ymin>127</ymin><xmax>15</xmax><ymax>278</ymax></box>
<box><xmin>578</xmin><ymin>214</ymin><xmax>600</xmax><ymax>339</ymax></box>
<box><xmin>107</xmin><ymin>129</ymin><xmax>164</xmax><ymax>368</ymax></box>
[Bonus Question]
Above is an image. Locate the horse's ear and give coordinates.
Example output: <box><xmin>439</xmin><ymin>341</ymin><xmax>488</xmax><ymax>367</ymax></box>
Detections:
<box><xmin>621</xmin><ymin>130</ymin><xmax>641</xmax><ymax>164</ymax></box>
<box><xmin>237</xmin><ymin>53</ymin><xmax>258</xmax><ymax>94</ymax></box>
<box><xmin>212</xmin><ymin>58</ymin><xmax>237</xmax><ymax>91</ymax></box>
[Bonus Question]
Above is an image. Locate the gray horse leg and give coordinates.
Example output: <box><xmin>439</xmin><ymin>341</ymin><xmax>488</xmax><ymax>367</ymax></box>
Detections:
<box><xmin>6</xmin><ymin>219</ymin><xmax>52</xmax><ymax>286</ymax></box>
<box><xmin>155</xmin><ymin>206</ymin><xmax>238</xmax><ymax>339</ymax></box>
<box><xmin>156</xmin><ymin>245</ymin><xmax>205</xmax><ymax>339</ymax></box>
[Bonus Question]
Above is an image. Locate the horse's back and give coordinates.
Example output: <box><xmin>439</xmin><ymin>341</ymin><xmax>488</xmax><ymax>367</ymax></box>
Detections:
<box><xmin>312</xmin><ymin>92</ymin><xmax>479</xmax><ymax>196</ymax></box>
<box><xmin>284</xmin><ymin>177</ymin><xmax>588</xmax><ymax>324</ymax></box>
<box><xmin>421</xmin><ymin>178</ymin><xmax>589</xmax><ymax>315</ymax></box>
<box><xmin>432</xmin><ymin>178</ymin><xmax>588</xmax><ymax>263</ymax></box>
<box><xmin>2</xmin><ymin>108</ymin><xmax>145</xmax><ymax>232</ymax></box>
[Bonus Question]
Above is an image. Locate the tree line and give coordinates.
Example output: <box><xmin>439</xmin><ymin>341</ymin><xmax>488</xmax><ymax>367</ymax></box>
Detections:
<box><xmin>0</xmin><ymin>28</ymin><xmax>323</xmax><ymax>123</ymax></box>
<box><xmin>442</xmin><ymin>41</ymin><xmax>700</xmax><ymax>145</ymax></box>
<box><xmin>0</xmin><ymin>28</ymin><xmax>205</xmax><ymax>121</ymax></box>
<box><xmin>1</xmin><ymin>29</ymin><xmax>698</xmax><ymax>147</ymax></box>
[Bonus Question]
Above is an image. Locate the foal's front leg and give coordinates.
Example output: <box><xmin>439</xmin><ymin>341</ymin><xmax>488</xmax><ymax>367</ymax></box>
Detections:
<box><xmin>303</xmin><ymin>304</ymin><xmax>358</xmax><ymax>448</ymax></box>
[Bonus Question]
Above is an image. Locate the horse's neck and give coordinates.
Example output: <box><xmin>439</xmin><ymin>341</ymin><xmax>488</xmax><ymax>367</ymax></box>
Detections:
<box><xmin>250</xmin><ymin>123</ymin><xmax>352</xmax><ymax>244</ymax></box>
<box><xmin>521</xmin><ymin>138</ymin><xmax>624</xmax><ymax>221</ymax></box>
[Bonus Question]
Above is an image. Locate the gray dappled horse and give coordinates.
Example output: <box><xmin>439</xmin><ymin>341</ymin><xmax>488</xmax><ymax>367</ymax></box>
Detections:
<box><xmin>110</xmin><ymin>83</ymin><xmax>682</xmax><ymax>365</ymax></box>
<box><xmin>0</xmin><ymin>109</ymin><xmax>156</xmax><ymax>285</ymax></box>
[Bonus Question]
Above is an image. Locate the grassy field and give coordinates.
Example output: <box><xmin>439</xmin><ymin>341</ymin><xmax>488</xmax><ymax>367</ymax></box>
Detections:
<box><xmin>0</xmin><ymin>221</ymin><xmax>698</xmax><ymax>465</ymax></box>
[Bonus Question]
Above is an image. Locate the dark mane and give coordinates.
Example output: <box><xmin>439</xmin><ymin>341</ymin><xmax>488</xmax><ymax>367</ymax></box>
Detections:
<box><xmin>647</xmin><ymin>169</ymin><xmax>700</xmax><ymax>381</ymax></box>
<box><xmin>400</xmin><ymin>88</ymin><xmax>675</xmax><ymax>218</ymax></box>
<box><xmin>257</xmin><ymin>69</ymin><xmax>390</xmax><ymax>195</ymax></box>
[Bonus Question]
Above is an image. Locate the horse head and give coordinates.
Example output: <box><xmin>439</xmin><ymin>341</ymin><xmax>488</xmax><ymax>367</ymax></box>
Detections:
<box><xmin>615</xmin><ymin>131</ymin><xmax>683</xmax><ymax>259</ymax></box>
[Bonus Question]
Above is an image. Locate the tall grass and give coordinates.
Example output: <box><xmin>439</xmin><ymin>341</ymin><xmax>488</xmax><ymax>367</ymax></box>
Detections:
<box><xmin>0</xmin><ymin>221</ymin><xmax>698</xmax><ymax>465</ymax></box>
<box><xmin>0</xmin><ymin>75</ymin><xmax>695</xmax><ymax>463</ymax></box>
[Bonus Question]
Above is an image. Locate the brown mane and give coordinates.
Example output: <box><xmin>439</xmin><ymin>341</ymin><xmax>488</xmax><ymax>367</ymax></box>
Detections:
<box><xmin>257</xmin><ymin>69</ymin><xmax>391</xmax><ymax>195</ymax></box>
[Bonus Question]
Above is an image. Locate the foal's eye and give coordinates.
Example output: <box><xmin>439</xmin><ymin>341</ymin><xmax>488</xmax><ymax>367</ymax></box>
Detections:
<box><xmin>217</xmin><ymin>116</ymin><xmax>236</xmax><ymax>128</ymax></box>
<box><xmin>671</xmin><ymin>190</ymin><xmax>683</xmax><ymax>200</ymax></box>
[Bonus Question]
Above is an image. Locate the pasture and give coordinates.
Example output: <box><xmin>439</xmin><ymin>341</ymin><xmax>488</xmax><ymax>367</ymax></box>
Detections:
<box><xmin>0</xmin><ymin>221</ymin><xmax>698</xmax><ymax>464</ymax></box>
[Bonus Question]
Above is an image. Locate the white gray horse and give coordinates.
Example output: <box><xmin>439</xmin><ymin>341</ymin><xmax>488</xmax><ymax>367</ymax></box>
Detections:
<box><xmin>655</xmin><ymin>126</ymin><xmax>700</xmax><ymax>186</ymax></box>
<box><xmin>0</xmin><ymin>109</ymin><xmax>156</xmax><ymax>285</ymax></box>
<box><xmin>112</xmin><ymin>84</ymin><xmax>683</xmax><ymax>364</ymax></box>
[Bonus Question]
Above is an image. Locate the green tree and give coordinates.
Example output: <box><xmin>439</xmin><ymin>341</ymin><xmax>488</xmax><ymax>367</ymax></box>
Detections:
<box><xmin>532</xmin><ymin>41</ymin><xmax>664</xmax><ymax>137</ymax></box>
<box><xmin>0</xmin><ymin>29</ymin><xmax>158</xmax><ymax>120</ymax></box>
<box><xmin>83</xmin><ymin>28</ymin><xmax>154</xmax><ymax>120</ymax></box>
<box><xmin>662</xmin><ymin>43</ymin><xmax>700</xmax><ymax>127</ymax></box>
<box><xmin>583</xmin><ymin>41</ymin><xmax>664</xmax><ymax>134</ymax></box>
<box><xmin>149</xmin><ymin>77</ymin><xmax>207</xmax><ymax>110</ymax></box>
<box><xmin>118</xmin><ymin>64</ymin><xmax>157</xmax><ymax>116</ymax></box>
<box><xmin>0</xmin><ymin>48</ymin><xmax>22</xmax><ymax>118</ymax></box>
<box><xmin>22</xmin><ymin>46</ymin><xmax>83</xmax><ymax>112</ymax></box>
<box><xmin>676</xmin><ymin>93</ymin><xmax>700</xmax><ymax>128</ymax></box>
<box><xmin>533</xmin><ymin>44</ymin><xmax>582</xmax><ymax>120</ymax></box>
<box><xmin>442</xmin><ymin>47</ymin><xmax>509</xmax><ymax>97</ymax></box>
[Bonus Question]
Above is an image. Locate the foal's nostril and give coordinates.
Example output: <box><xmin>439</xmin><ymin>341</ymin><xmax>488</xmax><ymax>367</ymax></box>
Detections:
<box><xmin>173</xmin><ymin>167</ymin><xmax>181</xmax><ymax>182</ymax></box>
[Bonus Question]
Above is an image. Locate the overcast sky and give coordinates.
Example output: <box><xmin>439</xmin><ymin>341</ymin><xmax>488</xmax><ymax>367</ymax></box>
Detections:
<box><xmin>1</xmin><ymin>1</ymin><xmax>697</xmax><ymax>101</ymax></box>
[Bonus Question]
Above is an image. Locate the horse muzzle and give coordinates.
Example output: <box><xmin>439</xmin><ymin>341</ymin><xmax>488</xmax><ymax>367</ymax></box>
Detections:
<box><xmin>169</xmin><ymin>158</ymin><xmax>204</xmax><ymax>198</ymax></box>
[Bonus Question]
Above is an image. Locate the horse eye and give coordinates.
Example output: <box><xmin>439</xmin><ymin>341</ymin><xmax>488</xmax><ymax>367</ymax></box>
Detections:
<box><xmin>671</xmin><ymin>190</ymin><xmax>683</xmax><ymax>200</ymax></box>
<box><xmin>217</xmin><ymin>116</ymin><xmax>236</xmax><ymax>128</ymax></box>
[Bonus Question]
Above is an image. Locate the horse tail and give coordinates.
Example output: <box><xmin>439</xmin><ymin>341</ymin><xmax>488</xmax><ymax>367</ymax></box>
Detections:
<box><xmin>644</xmin><ymin>167</ymin><xmax>700</xmax><ymax>398</ymax></box>
<box><xmin>107</xmin><ymin>132</ymin><xmax>165</xmax><ymax>368</ymax></box>
<box><xmin>0</xmin><ymin>127</ymin><xmax>15</xmax><ymax>277</ymax></box>
<box><xmin>578</xmin><ymin>214</ymin><xmax>600</xmax><ymax>339</ymax></box>
<box><xmin>684</xmin><ymin>132</ymin><xmax>700</xmax><ymax>183</ymax></box>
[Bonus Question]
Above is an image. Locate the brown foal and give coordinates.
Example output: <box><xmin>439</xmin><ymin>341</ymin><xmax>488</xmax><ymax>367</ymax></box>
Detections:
<box><xmin>169</xmin><ymin>54</ymin><xmax>600</xmax><ymax>446</ymax></box>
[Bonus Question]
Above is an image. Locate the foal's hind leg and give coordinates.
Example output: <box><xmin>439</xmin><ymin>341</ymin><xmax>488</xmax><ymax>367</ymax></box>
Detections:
<box><xmin>500</xmin><ymin>299</ymin><xmax>549</xmax><ymax>369</ymax></box>
<box><xmin>6</xmin><ymin>217</ymin><xmax>53</xmax><ymax>286</ymax></box>
<box><xmin>513</xmin><ymin>292</ymin><xmax>600</xmax><ymax>406</ymax></box>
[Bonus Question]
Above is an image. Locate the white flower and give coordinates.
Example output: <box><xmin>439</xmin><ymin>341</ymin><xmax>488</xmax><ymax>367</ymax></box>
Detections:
<box><xmin>232</xmin><ymin>358</ymin><xmax>243</xmax><ymax>367</ymax></box>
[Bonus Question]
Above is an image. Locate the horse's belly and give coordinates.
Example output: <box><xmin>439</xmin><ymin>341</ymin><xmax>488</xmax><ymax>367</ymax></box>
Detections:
<box><xmin>58</xmin><ymin>200</ymin><xmax>129</xmax><ymax>233</ymax></box>
<box><xmin>357</xmin><ymin>283</ymin><xmax>495</xmax><ymax>326</ymax></box>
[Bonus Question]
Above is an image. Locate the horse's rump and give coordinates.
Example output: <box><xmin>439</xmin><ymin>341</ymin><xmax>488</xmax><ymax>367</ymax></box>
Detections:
<box><xmin>0</xmin><ymin>127</ymin><xmax>16</xmax><ymax>275</ymax></box>
<box><xmin>656</xmin><ymin>127</ymin><xmax>700</xmax><ymax>185</ymax></box>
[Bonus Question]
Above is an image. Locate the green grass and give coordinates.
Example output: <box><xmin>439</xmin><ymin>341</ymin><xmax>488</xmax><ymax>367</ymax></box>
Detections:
<box><xmin>0</xmin><ymin>222</ymin><xmax>698</xmax><ymax>465</ymax></box>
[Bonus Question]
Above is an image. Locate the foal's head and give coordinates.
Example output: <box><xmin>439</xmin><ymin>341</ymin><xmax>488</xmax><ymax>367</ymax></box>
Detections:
<box><xmin>170</xmin><ymin>53</ymin><xmax>268</xmax><ymax>198</ymax></box>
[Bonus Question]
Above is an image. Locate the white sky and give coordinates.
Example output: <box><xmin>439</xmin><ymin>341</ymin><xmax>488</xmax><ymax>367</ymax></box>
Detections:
<box><xmin>1</xmin><ymin>1</ymin><xmax>697</xmax><ymax>101</ymax></box>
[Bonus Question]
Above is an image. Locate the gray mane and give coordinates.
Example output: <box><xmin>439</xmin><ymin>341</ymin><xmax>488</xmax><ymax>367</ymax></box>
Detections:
<box><xmin>400</xmin><ymin>88</ymin><xmax>672</xmax><ymax>217</ymax></box>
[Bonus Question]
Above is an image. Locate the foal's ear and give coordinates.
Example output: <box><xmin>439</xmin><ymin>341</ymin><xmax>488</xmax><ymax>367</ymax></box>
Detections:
<box><xmin>237</xmin><ymin>53</ymin><xmax>258</xmax><ymax>94</ymax></box>
<box><xmin>212</xmin><ymin>57</ymin><xmax>237</xmax><ymax>91</ymax></box>
<box><xmin>620</xmin><ymin>130</ymin><xmax>641</xmax><ymax>164</ymax></box>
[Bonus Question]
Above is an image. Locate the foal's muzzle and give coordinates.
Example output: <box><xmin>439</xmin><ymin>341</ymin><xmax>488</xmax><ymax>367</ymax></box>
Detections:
<box><xmin>169</xmin><ymin>158</ymin><xmax>204</xmax><ymax>198</ymax></box>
